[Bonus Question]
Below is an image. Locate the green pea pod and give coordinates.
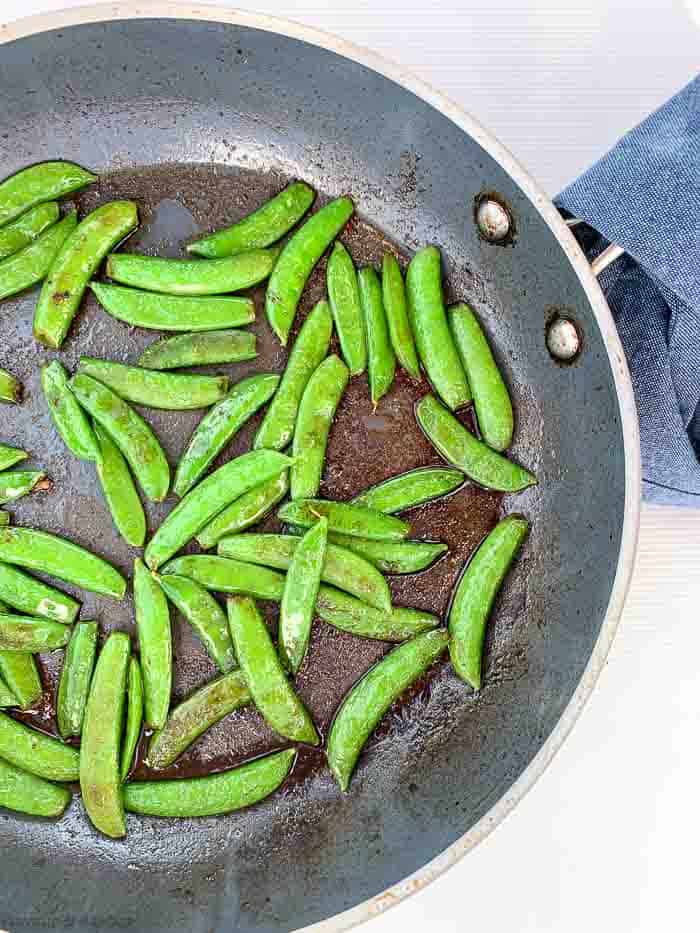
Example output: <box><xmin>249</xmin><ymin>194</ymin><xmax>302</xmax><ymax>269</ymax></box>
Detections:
<box><xmin>351</xmin><ymin>467</ymin><xmax>464</xmax><ymax>513</ymax></box>
<box><xmin>0</xmin><ymin>212</ymin><xmax>77</xmax><ymax>301</ymax></box>
<box><xmin>279</xmin><ymin>499</ymin><xmax>409</xmax><ymax>541</ymax></box>
<box><xmin>0</xmin><ymin>757</ymin><xmax>71</xmax><ymax>818</ymax></box>
<box><xmin>279</xmin><ymin>518</ymin><xmax>328</xmax><ymax>673</ymax></box>
<box><xmin>317</xmin><ymin>532</ymin><xmax>447</xmax><ymax>575</ymax></box>
<box><xmin>120</xmin><ymin>657</ymin><xmax>143</xmax><ymax>782</ymax></box>
<box><xmin>0</xmin><ymin>561</ymin><xmax>80</xmax><ymax>624</ymax></box>
<box><xmin>0</xmin><ymin>161</ymin><xmax>96</xmax><ymax>227</ymax></box>
<box><xmin>406</xmin><ymin>246</ymin><xmax>470</xmax><ymax>410</ymax></box>
<box><xmin>93</xmin><ymin>421</ymin><xmax>146</xmax><ymax>548</ymax></box>
<box><xmin>0</xmin><ymin>368</ymin><xmax>21</xmax><ymax>404</ymax></box>
<box><xmin>291</xmin><ymin>354</ymin><xmax>349</xmax><ymax>500</ymax></box>
<box><xmin>0</xmin><ymin>445</ymin><xmax>27</xmax><ymax>471</ymax></box>
<box><xmin>217</xmin><ymin>533</ymin><xmax>391</xmax><ymax>611</ymax></box>
<box><xmin>90</xmin><ymin>282</ymin><xmax>255</xmax><ymax>331</ymax></box>
<box><xmin>0</xmin><ymin>675</ymin><xmax>17</xmax><ymax>706</ymax></box>
<box><xmin>358</xmin><ymin>266</ymin><xmax>396</xmax><ymax>406</ymax></box>
<box><xmin>0</xmin><ymin>652</ymin><xmax>41</xmax><ymax>708</ymax></box>
<box><xmin>163</xmin><ymin>555</ymin><xmax>286</xmax><ymax>600</ymax></box>
<box><xmin>0</xmin><ymin>471</ymin><xmax>49</xmax><ymax>506</ymax></box>
<box><xmin>138</xmin><ymin>330</ymin><xmax>257</xmax><ymax>370</ymax></box>
<box><xmin>148</xmin><ymin>670</ymin><xmax>250</xmax><ymax>769</ymax></box>
<box><xmin>327</xmin><ymin>242</ymin><xmax>366</xmax><ymax>375</ymax></box>
<box><xmin>415</xmin><ymin>394</ymin><xmax>536</xmax><ymax>492</ymax></box>
<box><xmin>448</xmin><ymin>515</ymin><xmax>528</xmax><ymax>688</ymax></box>
<box><xmin>0</xmin><ymin>710</ymin><xmax>79</xmax><ymax>781</ymax></box>
<box><xmin>266</xmin><ymin>197</ymin><xmax>354</xmax><ymax>344</ymax></box>
<box><xmin>327</xmin><ymin>628</ymin><xmax>450</xmax><ymax>790</ymax></box>
<box><xmin>227</xmin><ymin>596</ymin><xmax>319</xmax><ymax>744</ymax></box>
<box><xmin>157</xmin><ymin>573</ymin><xmax>236</xmax><ymax>673</ymax></box>
<box><xmin>188</xmin><ymin>181</ymin><xmax>316</xmax><ymax>258</ymax></box>
<box><xmin>56</xmin><ymin>620</ymin><xmax>98</xmax><ymax>738</ymax></box>
<box><xmin>449</xmin><ymin>303</ymin><xmax>514</xmax><ymax>452</ymax></box>
<box><xmin>77</xmin><ymin>358</ymin><xmax>229</xmax><ymax>411</ymax></box>
<box><xmin>174</xmin><ymin>373</ymin><xmax>280</xmax><ymax>497</ymax></box>
<box><xmin>134</xmin><ymin>559</ymin><xmax>172</xmax><ymax>730</ymax></box>
<box><xmin>145</xmin><ymin>449</ymin><xmax>292</xmax><ymax>570</ymax></box>
<box><xmin>106</xmin><ymin>247</ymin><xmax>278</xmax><ymax>296</ymax></box>
<box><xmin>0</xmin><ymin>202</ymin><xmax>60</xmax><ymax>261</ymax></box>
<box><xmin>382</xmin><ymin>253</ymin><xmax>421</xmax><ymax>380</ymax></box>
<box><xmin>0</xmin><ymin>527</ymin><xmax>126</xmax><ymax>599</ymax></box>
<box><xmin>41</xmin><ymin>360</ymin><xmax>99</xmax><ymax>461</ymax></box>
<box><xmin>196</xmin><ymin>472</ymin><xmax>289</xmax><ymax>550</ymax></box>
<box><xmin>253</xmin><ymin>299</ymin><xmax>333</xmax><ymax>451</ymax></box>
<box><xmin>124</xmin><ymin>747</ymin><xmax>295</xmax><ymax>818</ymax></box>
<box><xmin>34</xmin><ymin>201</ymin><xmax>139</xmax><ymax>349</ymax></box>
<box><xmin>0</xmin><ymin>613</ymin><xmax>71</xmax><ymax>651</ymax></box>
<box><xmin>0</xmin><ymin>512</ymin><xmax>7</xmax><ymax>527</ymax></box>
<box><xmin>70</xmin><ymin>373</ymin><xmax>170</xmax><ymax>502</ymax></box>
<box><xmin>80</xmin><ymin>630</ymin><xmax>130</xmax><ymax>838</ymax></box>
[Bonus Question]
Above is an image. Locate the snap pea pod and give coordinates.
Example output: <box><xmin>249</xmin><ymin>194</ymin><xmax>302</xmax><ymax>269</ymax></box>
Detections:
<box><xmin>415</xmin><ymin>394</ymin><xmax>536</xmax><ymax>492</ymax></box>
<box><xmin>0</xmin><ymin>527</ymin><xmax>126</xmax><ymax>599</ymax></box>
<box><xmin>382</xmin><ymin>253</ymin><xmax>421</xmax><ymax>380</ymax></box>
<box><xmin>0</xmin><ymin>613</ymin><xmax>71</xmax><ymax>652</ymax></box>
<box><xmin>0</xmin><ymin>677</ymin><xmax>16</xmax><ymax>706</ymax></box>
<box><xmin>266</xmin><ymin>197</ymin><xmax>354</xmax><ymax>344</ymax></box>
<box><xmin>0</xmin><ymin>710</ymin><xmax>79</xmax><ymax>781</ymax></box>
<box><xmin>0</xmin><ymin>561</ymin><xmax>80</xmax><ymax>624</ymax></box>
<box><xmin>80</xmin><ymin>631</ymin><xmax>130</xmax><ymax>838</ymax></box>
<box><xmin>106</xmin><ymin>247</ymin><xmax>278</xmax><ymax>296</ymax></box>
<box><xmin>120</xmin><ymin>658</ymin><xmax>143</xmax><ymax>782</ymax></box>
<box><xmin>0</xmin><ymin>369</ymin><xmax>21</xmax><ymax>404</ymax></box>
<box><xmin>352</xmin><ymin>467</ymin><xmax>464</xmax><ymax>513</ymax></box>
<box><xmin>188</xmin><ymin>181</ymin><xmax>316</xmax><ymax>258</ymax></box>
<box><xmin>217</xmin><ymin>534</ymin><xmax>391</xmax><ymax>611</ymax></box>
<box><xmin>448</xmin><ymin>515</ymin><xmax>528</xmax><ymax>689</ymax></box>
<box><xmin>139</xmin><ymin>330</ymin><xmax>257</xmax><ymax>370</ymax></box>
<box><xmin>90</xmin><ymin>282</ymin><xmax>255</xmax><ymax>331</ymax></box>
<box><xmin>324</xmin><ymin>533</ymin><xmax>448</xmax><ymax>574</ymax></box>
<box><xmin>145</xmin><ymin>450</ymin><xmax>292</xmax><ymax>570</ymax></box>
<box><xmin>157</xmin><ymin>573</ymin><xmax>236</xmax><ymax>673</ymax></box>
<box><xmin>0</xmin><ymin>471</ymin><xmax>49</xmax><ymax>505</ymax></box>
<box><xmin>279</xmin><ymin>518</ymin><xmax>327</xmax><ymax>673</ymax></box>
<box><xmin>124</xmin><ymin>747</ymin><xmax>295</xmax><ymax>817</ymax></box>
<box><xmin>163</xmin><ymin>556</ymin><xmax>286</xmax><ymax>600</ymax></box>
<box><xmin>406</xmin><ymin>246</ymin><xmax>470</xmax><ymax>410</ymax></box>
<box><xmin>34</xmin><ymin>201</ymin><xmax>139</xmax><ymax>349</ymax></box>
<box><xmin>0</xmin><ymin>161</ymin><xmax>95</xmax><ymax>227</ymax></box>
<box><xmin>196</xmin><ymin>472</ymin><xmax>289</xmax><ymax>550</ymax></box>
<box><xmin>147</xmin><ymin>670</ymin><xmax>250</xmax><ymax>769</ymax></box>
<box><xmin>0</xmin><ymin>757</ymin><xmax>71</xmax><ymax>817</ymax></box>
<box><xmin>254</xmin><ymin>299</ymin><xmax>333</xmax><ymax>451</ymax></box>
<box><xmin>56</xmin><ymin>621</ymin><xmax>98</xmax><ymax>738</ymax></box>
<box><xmin>134</xmin><ymin>559</ymin><xmax>172</xmax><ymax>731</ymax></box>
<box><xmin>70</xmin><ymin>373</ymin><xmax>170</xmax><ymax>502</ymax></box>
<box><xmin>93</xmin><ymin>421</ymin><xmax>146</xmax><ymax>548</ymax></box>
<box><xmin>41</xmin><ymin>360</ymin><xmax>99</xmax><ymax>461</ymax></box>
<box><xmin>0</xmin><ymin>211</ymin><xmax>77</xmax><ymax>301</ymax></box>
<box><xmin>449</xmin><ymin>303</ymin><xmax>514</xmax><ymax>452</ymax></box>
<box><xmin>0</xmin><ymin>652</ymin><xmax>41</xmax><ymax>708</ymax></box>
<box><xmin>291</xmin><ymin>354</ymin><xmax>349</xmax><ymax>500</ymax></box>
<box><xmin>0</xmin><ymin>202</ymin><xmax>59</xmax><ymax>261</ymax></box>
<box><xmin>227</xmin><ymin>596</ymin><xmax>319</xmax><ymax>744</ymax></box>
<box><xmin>327</xmin><ymin>628</ymin><xmax>450</xmax><ymax>790</ymax></box>
<box><xmin>327</xmin><ymin>242</ymin><xmax>366</xmax><ymax>375</ymax></box>
<box><xmin>174</xmin><ymin>373</ymin><xmax>280</xmax><ymax>497</ymax></box>
<box><xmin>358</xmin><ymin>266</ymin><xmax>395</xmax><ymax>406</ymax></box>
<box><xmin>77</xmin><ymin>358</ymin><xmax>229</xmax><ymax>411</ymax></box>
<box><xmin>0</xmin><ymin>512</ymin><xmax>7</xmax><ymax>527</ymax></box>
<box><xmin>120</xmin><ymin>657</ymin><xmax>143</xmax><ymax>782</ymax></box>
<box><xmin>0</xmin><ymin>445</ymin><xmax>27</xmax><ymax>471</ymax></box>
<box><xmin>279</xmin><ymin>499</ymin><xmax>409</xmax><ymax>541</ymax></box>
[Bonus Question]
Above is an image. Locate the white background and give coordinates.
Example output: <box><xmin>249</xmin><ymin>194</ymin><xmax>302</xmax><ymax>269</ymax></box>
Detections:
<box><xmin>3</xmin><ymin>2</ymin><xmax>700</xmax><ymax>931</ymax></box>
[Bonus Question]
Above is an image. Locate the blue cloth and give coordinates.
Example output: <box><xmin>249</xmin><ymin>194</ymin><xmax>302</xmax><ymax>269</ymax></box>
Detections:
<box><xmin>556</xmin><ymin>75</ymin><xmax>700</xmax><ymax>505</ymax></box>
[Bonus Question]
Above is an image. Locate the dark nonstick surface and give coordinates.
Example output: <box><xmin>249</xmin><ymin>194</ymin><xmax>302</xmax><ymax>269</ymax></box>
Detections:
<box><xmin>0</xmin><ymin>16</ymin><xmax>627</xmax><ymax>933</ymax></box>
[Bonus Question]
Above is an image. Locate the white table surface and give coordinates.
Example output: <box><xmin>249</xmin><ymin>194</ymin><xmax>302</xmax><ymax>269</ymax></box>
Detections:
<box><xmin>3</xmin><ymin>2</ymin><xmax>700</xmax><ymax>931</ymax></box>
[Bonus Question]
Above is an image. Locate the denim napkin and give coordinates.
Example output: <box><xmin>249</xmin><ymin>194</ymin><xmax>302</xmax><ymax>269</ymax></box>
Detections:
<box><xmin>556</xmin><ymin>75</ymin><xmax>700</xmax><ymax>505</ymax></box>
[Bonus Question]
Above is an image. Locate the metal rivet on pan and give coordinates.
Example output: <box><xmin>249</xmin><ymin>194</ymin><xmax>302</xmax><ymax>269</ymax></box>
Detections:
<box><xmin>476</xmin><ymin>198</ymin><xmax>511</xmax><ymax>242</ymax></box>
<box><xmin>546</xmin><ymin>316</ymin><xmax>581</xmax><ymax>362</ymax></box>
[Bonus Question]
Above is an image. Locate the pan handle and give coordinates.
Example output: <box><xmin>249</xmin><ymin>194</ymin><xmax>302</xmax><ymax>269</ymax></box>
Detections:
<box><xmin>565</xmin><ymin>218</ymin><xmax>625</xmax><ymax>278</ymax></box>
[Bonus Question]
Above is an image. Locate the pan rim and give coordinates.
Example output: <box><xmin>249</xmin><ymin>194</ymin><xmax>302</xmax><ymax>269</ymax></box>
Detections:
<box><xmin>0</xmin><ymin>3</ymin><xmax>642</xmax><ymax>931</ymax></box>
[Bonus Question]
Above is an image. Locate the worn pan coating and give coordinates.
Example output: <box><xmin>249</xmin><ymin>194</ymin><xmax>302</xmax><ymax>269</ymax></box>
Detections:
<box><xmin>0</xmin><ymin>6</ymin><xmax>639</xmax><ymax>933</ymax></box>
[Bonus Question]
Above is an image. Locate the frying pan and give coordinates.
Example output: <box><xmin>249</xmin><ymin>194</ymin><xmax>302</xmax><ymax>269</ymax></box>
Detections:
<box><xmin>0</xmin><ymin>5</ymin><xmax>640</xmax><ymax>932</ymax></box>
